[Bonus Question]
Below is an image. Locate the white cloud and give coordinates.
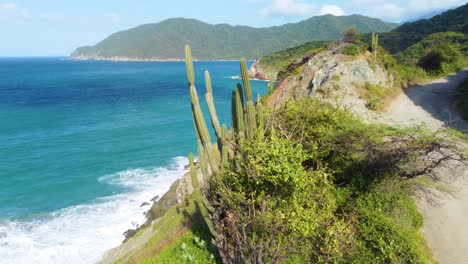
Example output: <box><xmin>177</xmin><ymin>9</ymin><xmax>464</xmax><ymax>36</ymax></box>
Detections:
<box><xmin>319</xmin><ymin>5</ymin><xmax>345</xmax><ymax>16</ymax></box>
<box><xmin>108</xmin><ymin>13</ymin><xmax>121</xmax><ymax>24</ymax></box>
<box><xmin>0</xmin><ymin>2</ymin><xmax>29</xmax><ymax>18</ymax></box>
<box><xmin>349</xmin><ymin>0</ymin><xmax>465</xmax><ymax>22</ymax></box>
<box><xmin>408</xmin><ymin>0</ymin><xmax>466</xmax><ymax>13</ymax></box>
<box><xmin>260</xmin><ymin>0</ymin><xmax>314</xmax><ymax>17</ymax></box>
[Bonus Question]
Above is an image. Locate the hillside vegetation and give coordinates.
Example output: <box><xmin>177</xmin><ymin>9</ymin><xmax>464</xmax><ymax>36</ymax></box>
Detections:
<box><xmin>252</xmin><ymin>41</ymin><xmax>329</xmax><ymax>79</ymax></box>
<box><xmin>71</xmin><ymin>15</ymin><xmax>396</xmax><ymax>60</ymax></box>
<box><xmin>102</xmin><ymin>4</ymin><xmax>468</xmax><ymax>264</ymax></box>
<box><xmin>115</xmin><ymin>45</ymin><xmax>466</xmax><ymax>264</ymax></box>
<box><xmin>378</xmin><ymin>3</ymin><xmax>468</xmax><ymax>54</ymax></box>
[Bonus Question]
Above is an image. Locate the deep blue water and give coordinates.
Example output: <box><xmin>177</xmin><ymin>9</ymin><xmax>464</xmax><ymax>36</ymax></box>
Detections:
<box><xmin>0</xmin><ymin>57</ymin><xmax>267</xmax><ymax>263</ymax></box>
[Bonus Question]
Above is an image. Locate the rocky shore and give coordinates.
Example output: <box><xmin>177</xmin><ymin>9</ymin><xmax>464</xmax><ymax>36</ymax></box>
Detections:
<box><xmin>99</xmin><ymin>164</ymin><xmax>205</xmax><ymax>263</ymax></box>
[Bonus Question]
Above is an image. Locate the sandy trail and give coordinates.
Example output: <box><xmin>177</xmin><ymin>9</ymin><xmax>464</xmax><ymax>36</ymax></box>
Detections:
<box><xmin>383</xmin><ymin>69</ymin><xmax>468</xmax><ymax>264</ymax></box>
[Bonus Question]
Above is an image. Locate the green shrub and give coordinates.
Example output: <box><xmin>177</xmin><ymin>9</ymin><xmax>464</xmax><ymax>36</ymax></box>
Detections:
<box><xmin>210</xmin><ymin>134</ymin><xmax>351</xmax><ymax>263</ymax></box>
<box><xmin>269</xmin><ymin>98</ymin><xmax>435</xmax><ymax>263</ymax></box>
<box><xmin>343</xmin><ymin>45</ymin><xmax>360</xmax><ymax>56</ymax></box>
<box><xmin>417</xmin><ymin>44</ymin><xmax>463</xmax><ymax>75</ymax></box>
<box><xmin>358</xmin><ymin>82</ymin><xmax>398</xmax><ymax>110</ymax></box>
<box><xmin>367</xmin><ymin>97</ymin><xmax>383</xmax><ymax>110</ymax></box>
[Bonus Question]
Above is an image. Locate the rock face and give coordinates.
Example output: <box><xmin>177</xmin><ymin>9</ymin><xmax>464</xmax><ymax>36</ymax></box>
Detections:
<box><xmin>248</xmin><ymin>61</ymin><xmax>269</xmax><ymax>80</ymax></box>
<box><xmin>268</xmin><ymin>44</ymin><xmax>395</xmax><ymax>116</ymax></box>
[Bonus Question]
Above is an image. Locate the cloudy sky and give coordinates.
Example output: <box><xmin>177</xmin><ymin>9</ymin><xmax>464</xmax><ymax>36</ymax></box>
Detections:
<box><xmin>0</xmin><ymin>0</ymin><xmax>466</xmax><ymax>56</ymax></box>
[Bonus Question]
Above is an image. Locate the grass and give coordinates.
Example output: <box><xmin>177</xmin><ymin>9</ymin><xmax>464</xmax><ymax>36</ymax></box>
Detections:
<box><xmin>356</xmin><ymin>82</ymin><xmax>400</xmax><ymax>111</ymax></box>
<box><xmin>453</xmin><ymin>77</ymin><xmax>468</xmax><ymax>121</ymax></box>
<box><xmin>114</xmin><ymin>196</ymin><xmax>218</xmax><ymax>264</ymax></box>
<box><xmin>257</xmin><ymin>41</ymin><xmax>329</xmax><ymax>78</ymax></box>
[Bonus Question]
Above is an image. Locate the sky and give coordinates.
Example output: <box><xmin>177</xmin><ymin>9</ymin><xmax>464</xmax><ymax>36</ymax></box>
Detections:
<box><xmin>0</xmin><ymin>0</ymin><xmax>466</xmax><ymax>56</ymax></box>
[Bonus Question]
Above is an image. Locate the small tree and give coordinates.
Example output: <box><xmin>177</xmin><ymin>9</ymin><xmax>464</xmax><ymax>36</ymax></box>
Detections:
<box><xmin>343</xmin><ymin>27</ymin><xmax>360</xmax><ymax>43</ymax></box>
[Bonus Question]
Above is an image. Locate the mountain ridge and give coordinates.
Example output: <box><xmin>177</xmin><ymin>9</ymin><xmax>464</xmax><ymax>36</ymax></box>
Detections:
<box><xmin>71</xmin><ymin>15</ymin><xmax>397</xmax><ymax>60</ymax></box>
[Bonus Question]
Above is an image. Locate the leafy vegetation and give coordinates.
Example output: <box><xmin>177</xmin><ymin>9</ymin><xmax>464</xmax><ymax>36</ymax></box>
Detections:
<box><xmin>72</xmin><ymin>15</ymin><xmax>397</xmax><ymax>60</ymax></box>
<box><xmin>208</xmin><ymin>98</ymin><xmax>448</xmax><ymax>263</ymax></box>
<box><xmin>357</xmin><ymin>82</ymin><xmax>400</xmax><ymax>110</ymax></box>
<box><xmin>377</xmin><ymin>3</ymin><xmax>468</xmax><ymax>54</ymax></box>
<box><xmin>255</xmin><ymin>41</ymin><xmax>329</xmax><ymax>78</ymax></box>
<box><xmin>395</xmin><ymin>32</ymin><xmax>468</xmax><ymax>76</ymax></box>
<box><xmin>113</xmin><ymin>195</ymin><xmax>219</xmax><ymax>264</ymax></box>
<box><xmin>454</xmin><ymin>77</ymin><xmax>468</xmax><ymax>121</ymax></box>
<box><xmin>343</xmin><ymin>45</ymin><xmax>360</xmax><ymax>56</ymax></box>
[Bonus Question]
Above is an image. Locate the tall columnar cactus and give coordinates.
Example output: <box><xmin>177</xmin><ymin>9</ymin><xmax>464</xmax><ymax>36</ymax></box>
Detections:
<box><xmin>185</xmin><ymin>45</ymin><xmax>220</xmax><ymax>174</ymax></box>
<box><xmin>185</xmin><ymin>45</ymin><xmax>270</xmax><ymax>240</ymax></box>
<box><xmin>372</xmin><ymin>33</ymin><xmax>379</xmax><ymax>58</ymax></box>
<box><xmin>232</xmin><ymin>87</ymin><xmax>245</xmax><ymax>138</ymax></box>
<box><xmin>240</xmin><ymin>59</ymin><xmax>257</xmax><ymax>138</ymax></box>
<box><xmin>256</xmin><ymin>94</ymin><xmax>265</xmax><ymax>138</ymax></box>
<box><xmin>204</xmin><ymin>71</ymin><xmax>222</xmax><ymax>141</ymax></box>
<box><xmin>221</xmin><ymin>124</ymin><xmax>229</xmax><ymax>169</ymax></box>
<box><xmin>240</xmin><ymin>59</ymin><xmax>252</xmax><ymax>102</ymax></box>
<box><xmin>188</xmin><ymin>152</ymin><xmax>217</xmax><ymax>238</ymax></box>
<box><xmin>268</xmin><ymin>79</ymin><xmax>274</xmax><ymax>94</ymax></box>
<box><xmin>197</xmin><ymin>141</ymin><xmax>209</xmax><ymax>178</ymax></box>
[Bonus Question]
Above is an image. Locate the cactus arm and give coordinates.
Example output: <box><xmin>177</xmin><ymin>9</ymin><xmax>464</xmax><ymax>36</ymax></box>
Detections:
<box><xmin>205</xmin><ymin>71</ymin><xmax>222</xmax><ymax>139</ymax></box>
<box><xmin>240</xmin><ymin>59</ymin><xmax>252</xmax><ymax>101</ymax></box>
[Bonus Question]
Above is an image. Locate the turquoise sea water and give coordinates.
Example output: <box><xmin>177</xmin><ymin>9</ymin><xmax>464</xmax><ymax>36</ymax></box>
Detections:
<box><xmin>0</xmin><ymin>58</ymin><xmax>267</xmax><ymax>263</ymax></box>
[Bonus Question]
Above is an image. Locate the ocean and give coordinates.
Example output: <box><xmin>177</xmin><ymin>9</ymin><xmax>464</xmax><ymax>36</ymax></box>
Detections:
<box><xmin>0</xmin><ymin>57</ymin><xmax>267</xmax><ymax>263</ymax></box>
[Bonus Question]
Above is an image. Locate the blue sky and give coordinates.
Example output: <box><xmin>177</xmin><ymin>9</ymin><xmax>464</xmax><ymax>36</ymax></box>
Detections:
<box><xmin>0</xmin><ymin>0</ymin><xmax>466</xmax><ymax>56</ymax></box>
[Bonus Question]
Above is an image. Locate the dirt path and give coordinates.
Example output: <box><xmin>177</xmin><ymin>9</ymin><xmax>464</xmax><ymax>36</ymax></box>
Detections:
<box><xmin>383</xmin><ymin>70</ymin><xmax>468</xmax><ymax>264</ymax></box>
<box><xmin>383</xmin><ymin>69</ymin><xmax>468</xmax><ymax>131</ymax></box>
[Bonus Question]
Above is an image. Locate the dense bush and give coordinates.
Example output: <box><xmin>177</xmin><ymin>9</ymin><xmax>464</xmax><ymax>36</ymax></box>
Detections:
<box><xmin>208</xmin><ymin>98</ymin><xmax>446</xmax><ymax>263</ymax></box>
<box><xmin>417</xmin><ymin>43</ymin><xmax>464</xmax><ymax>75</ymax></box>
<box><xmin>211</xmin><ymin>134</ymin><xmax>351</xmax><ymax>263</ymax></box>
<box><xmin>343</xmin><ymin>45</ymin><xmax>359</xmax><ymax>56</ymax></box>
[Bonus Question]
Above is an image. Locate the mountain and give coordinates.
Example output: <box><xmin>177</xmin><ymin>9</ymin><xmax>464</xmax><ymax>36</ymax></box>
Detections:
<box><xmin>379</xmin><ymin>3</ymin><xmax>468</xmax><ymax>54</ymax></box>
<box><xmin>71</xmin><ymin>15</ymin><xmax>397</xmax><ymax>60</ymax></box>
<box><xmin>403</xmin><ymin>9</ymin><xmax>445</xmax><ymax>23</ymax></box>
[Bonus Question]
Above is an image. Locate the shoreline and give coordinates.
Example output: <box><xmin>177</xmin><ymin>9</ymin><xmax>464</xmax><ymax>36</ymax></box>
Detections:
<box><xmin>68</xmin><ymin>56</ymin><xmax>256</xmax><ymax>62</ymax></box>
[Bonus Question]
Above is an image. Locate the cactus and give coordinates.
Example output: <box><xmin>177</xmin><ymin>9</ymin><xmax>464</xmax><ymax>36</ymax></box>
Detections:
<box><xmin>256</xmin><ymin>94</ymin><xmax>265</xmax><ymax>138</ymax></box>
<box><xmin>268</xmin><ymin>79</ymin><xmax>274</xmax><ymax>94</ymax></box>
<box><xmin>197</xmin><ymin>141</ymin><xmax>208</xmax><ymax>178</ymax></box>
<box><xmin>232</xmin><ymin>88</ymin><xmax>245</xmax><ymax>136</ymax></box>
<box><xmin>372</xmin><ymin>33</ymin><xmax>379</xmax><ymax>58</ymax></box>
<box><xmin>240</xmin><ymin>59</ymin><xmax>257</xmax><ymax>138</ymax></box>
<box><xmin>185</xmin><ymin>45</ymin><xmax>220</xmax><ymax>174</ymax></box>
<box><xmin>245</xmin><ymin>101</ymin><xmax>257</xmax><ymax>137</ymax></box>
<box><xmin>240</xmin><ymin>59</ymin><xmax>252</xmax><ymax>102</ymax></box>
<box><xmin>221</xmin><ymin>124</ymin><xmax>229</xmax><ymax>169</ymax></box>
<box><xmin>185</xmin><ymin>46</ymin><xmax>275</xmax><ymax>241</ymax></box>
<box><xmin>188</xmin><ymin>152</ymin><xmax>217</xmax><ymax>238</ymax></box>
<box><xmin>204</xmin><ymin>71</ymin><xmax>222</xmax><ymax>140</ymax></box>
<box><xmin>189</xmin><ymin>152</ymin><xmax>199</xmax><ymax>189</ymax></box>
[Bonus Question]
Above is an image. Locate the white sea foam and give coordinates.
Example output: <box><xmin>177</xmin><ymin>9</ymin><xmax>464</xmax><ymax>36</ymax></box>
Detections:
<box><xmin>0</xmin><ymin>157</ymin><xmax>187</xmax><ymax>264</ymax></box>
<box><xmin>228</xmin><ymin>76</ymin><xmax>270</xmax><ymax>82</ymax></box>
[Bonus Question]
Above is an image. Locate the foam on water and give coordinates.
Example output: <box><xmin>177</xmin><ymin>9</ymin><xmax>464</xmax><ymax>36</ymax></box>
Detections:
<box><xmin>0</xmin><ymin>157</ymin><xmax>187</xmax><ymax>264</ymax></box>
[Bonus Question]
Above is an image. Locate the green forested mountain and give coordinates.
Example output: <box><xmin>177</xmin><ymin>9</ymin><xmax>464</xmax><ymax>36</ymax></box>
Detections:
<box><xmin>379</xmin><ymin>3</ymin><xmax>468</xmax><ymax>54</ymax></box>
<box><xmin>71</xmin><ymin>15</ymin><xmax>396</xmax><ymax>60</ymax></box>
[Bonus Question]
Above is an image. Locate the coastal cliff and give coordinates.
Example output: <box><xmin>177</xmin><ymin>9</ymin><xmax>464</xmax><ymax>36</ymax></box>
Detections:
<box><xmin>267</xmin><ymin>43</ymin><xmax>396</xmax><ymax>118</ymax></box>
